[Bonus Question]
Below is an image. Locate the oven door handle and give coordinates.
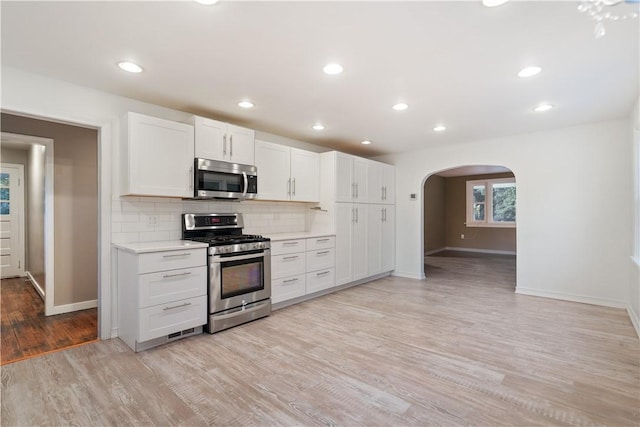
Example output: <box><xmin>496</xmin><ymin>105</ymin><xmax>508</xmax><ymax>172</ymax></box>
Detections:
<box><xmin>211</xmin><ymin>252</ymin><xmax>265</xmax><ymax>263</ymax></box>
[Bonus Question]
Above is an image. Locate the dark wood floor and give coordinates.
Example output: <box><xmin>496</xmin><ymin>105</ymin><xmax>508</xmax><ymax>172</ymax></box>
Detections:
<box><xmin>1</xmin><ymin>277</ymin><xmax>98</xmax><ymax>365</ymax></box>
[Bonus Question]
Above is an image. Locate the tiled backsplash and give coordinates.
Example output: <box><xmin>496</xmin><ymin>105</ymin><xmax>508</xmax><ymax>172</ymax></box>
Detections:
<box><xmin>111</xmin><ymin>197</ymin><xmax>309</xmax><ymax>244</ymax></box>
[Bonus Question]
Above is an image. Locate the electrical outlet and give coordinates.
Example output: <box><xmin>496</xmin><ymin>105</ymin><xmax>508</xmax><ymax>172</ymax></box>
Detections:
<box><xmin>460</xmin><ymin>234</ymin><xmax>465</xmax><ymax>239</ymax></box>
<box><xmin>147</xmin><ymin>215</ymin><xmax>158</xmax><ymax>226</ymax></box>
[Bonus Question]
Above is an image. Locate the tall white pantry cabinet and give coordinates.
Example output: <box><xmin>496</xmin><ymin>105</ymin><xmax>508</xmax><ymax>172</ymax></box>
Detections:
<box><xmin>320</xmin><ymin>152</ymin><xmax>396</xmax><ymax>286</ymax></box>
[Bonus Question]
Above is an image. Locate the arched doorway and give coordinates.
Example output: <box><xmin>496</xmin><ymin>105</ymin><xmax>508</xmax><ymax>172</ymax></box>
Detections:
<box><xmin>422</xmin><ymin>165</ymin><xmax>517</xmax><ymax>290</ymax></box>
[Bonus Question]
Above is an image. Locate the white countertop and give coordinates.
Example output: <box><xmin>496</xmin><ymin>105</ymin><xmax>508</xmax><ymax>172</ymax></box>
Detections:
<box><xmin>265</xmin><ymin>232</ymin><xmax>335</xmax><ymax>242</ymax></box>
<box><xmin>113</xmin><ymin>240</ymin><xmax>209</xmax><ymax>254</ymax></box>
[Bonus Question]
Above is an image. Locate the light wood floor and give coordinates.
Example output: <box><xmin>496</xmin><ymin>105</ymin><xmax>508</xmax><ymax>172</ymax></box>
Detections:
<box><xmin>2</xmin><ymin>254</ymin><xmax>638</xmax><ymax>426</ymax></box>
<box><xmin>1</xmin><ymin>277</ymin><xmax>98</xmax><ymax>365</ymax></box>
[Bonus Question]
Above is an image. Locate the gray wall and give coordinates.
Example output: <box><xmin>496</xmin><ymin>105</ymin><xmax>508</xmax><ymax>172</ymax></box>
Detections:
<box><xmin>424</xmin><ymin>172</ymin><xmax>516</xmax><ymax>253</ymax></box>
<box><xmin>1</xmin><ymin>113</ymin><xmax>98</xmax><ymax>306</ymax></box>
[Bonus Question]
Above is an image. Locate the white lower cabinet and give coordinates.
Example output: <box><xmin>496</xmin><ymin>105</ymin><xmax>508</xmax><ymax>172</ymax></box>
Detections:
<box><xmin>367</xmin><ymin>205</ymin><xmax>396</xmax><ymax>276</ymax></box>
<box><xmin>271</xmin><ymin>235</ymin><xmax>335</xmax><ymax>305</ymax></box>
<box><xmin>117</xmin><ymin>246</ymin><xmax>208</xmax><ymax>352</ymax></box>
<box><xmin>335</xmin><ymin>203</ymin><xmax>368</xmax><ymax>286</ymax></box>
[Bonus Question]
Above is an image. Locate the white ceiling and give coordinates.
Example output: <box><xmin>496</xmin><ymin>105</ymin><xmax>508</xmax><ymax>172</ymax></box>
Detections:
<box><xmin>1</xmin><ymin>1</ymin><xmax>638</xmax><ymax>157</ymax></box>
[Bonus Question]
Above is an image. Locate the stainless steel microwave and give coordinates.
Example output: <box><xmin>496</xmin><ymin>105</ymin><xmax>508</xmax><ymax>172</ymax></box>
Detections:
<box><xmin>193</xmin><ymin>158</ymin><xmax>258</xmax><ymax>200</ymax></box>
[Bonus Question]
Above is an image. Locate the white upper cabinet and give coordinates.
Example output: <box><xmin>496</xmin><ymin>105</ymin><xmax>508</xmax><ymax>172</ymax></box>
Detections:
<box><xmin>335</xmin><ymin>152</ymin><xmax>370</xmax><ymax>203</ymax></box>
<box><xmin>367</xmin><ymin>161</ymin><xmax>395</xmax><ymax>204</ymax></box>
<box><xmin>380</xmin><ymin>163</ymin><xmax>395</xmax><ymax>204</ymax></box>
<box><xmin>255</xmin><ymin>140</ymin><xmax>319</xmax><ymax>202</ymax></box>
<box><xmin>193</xmin><ymin>116</ymin><xmax>255</xmax><ymax>166</ymax></box>
<box><xmin>290</xmin><ymin>148</ymin><xmax>320</xmax><ymax>202</ymax></box>
<box><xmin>121</xmin><ymin>112</ymin><xmax>194</xmax><ymax>198</ymax></box>
<box><xmin>255</xmin><ymin>140</ymin><xmax>290</xmax><ymax>201</ymax></box>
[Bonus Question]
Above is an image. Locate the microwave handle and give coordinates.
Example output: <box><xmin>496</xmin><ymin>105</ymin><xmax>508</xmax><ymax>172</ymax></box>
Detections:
<box><xmin>242</xmin><ymin>171</ymin><xmax>248</xmax><ymax>198</ymax></box>
<box><xmin>189</xmin><ymin>166</ymin><xmax>193</xmax><ymax>190</ymax></box>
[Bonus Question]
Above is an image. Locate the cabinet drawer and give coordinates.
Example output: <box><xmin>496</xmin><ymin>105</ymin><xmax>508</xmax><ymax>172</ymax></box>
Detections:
<box><xmin>272</xmin><ymin>252</ymin><xmax>306</xmax><ymax>279</ymax></box>
<box><xmin>306</xmin><ymin>248</ymin><xmax>335</xmax><ymax>272</ymax></box>
<box><xmin>138</xmin><ymin>295</ymin><xmax>207</xmax><ymax>342</ymax></box>
<box><xmin>306</xmin><ymin>236</ymin><xmax>335</xmax><ymax>251</ymax></box>
<box><xmin>272</xmin><ymin>274</ymin><xmax>306</xmax><ymax>304</ymax></box>
<box><xmin>138</xmin><ymin>266</ymin><xmax>207</xmax><ymax>308</ymax></box>
<box><xmin>138</xmin><ymin>248</ymin><xmax>206</xmax><ymax>274</ymax></box>
<box><xmin>306</xmin><ymin>268</ymin><xmax>335</xmax><ymax>294</ymax></box>
<box><xmin>271</xmin><ymin>239</ymin><xmax>306</xmax><ymax>255</ymax></box>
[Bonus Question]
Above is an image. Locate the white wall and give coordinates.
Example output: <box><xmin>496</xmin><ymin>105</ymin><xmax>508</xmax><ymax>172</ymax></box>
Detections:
<box><xmin>378</xmin><ymin>119</ymin><xmax>633</xmax><ymax>308</ymax></box>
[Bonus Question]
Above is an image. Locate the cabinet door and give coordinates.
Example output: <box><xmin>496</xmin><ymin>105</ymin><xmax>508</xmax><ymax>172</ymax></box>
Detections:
<box><xmin>272</xmin><ymin>275</ymin><xmax>306</xmax><ymax>304</ymax></box>
<box><xmin>381</xmin><ymin>206</ymin><xmax>395</xmax><ymax>272</ymax></box>
<box><xmin>335</xmin><ymin>153</ymin><xmax>354</xmax><ymax>202</ymax></box>
<box><xmin>255</xmin><ymin>140</ymin><xmax>291</xmax><ymax>201</ymax></box>
<box><xmin>352</xmin><ymin>204</ymin><xmax>368</xmax><ymax>280</ymax></box>
<box><xmin>367</xmin><ymin>205</ymin><xmax>383</xmax><ymax>276</ymax></box>
<box><xmin>367</xmin><ymin>161</ymin><xmax>383</xmax><ymax>203</ymax></box>
<box><xmin>194</xmin><ymin>116</ymin><xmax>226</xmax><ymax>161</ymax></box>
<box><xmin>290</xmin><ymin>148</ymin><xmax>320</xmax><ymax>202</ymax></box>
<box><xmin>335</xmin><ymin>203</ymin><xmax>354</xmax><ymax>285</ymax></box>
<box><xmin>353</xmin><ymin>157</ymin><xmax>369</xmax><ymax>203</ymax></box>
<box><xmin>380</xmin><ymin>163</ymin><xmax>395</xmax><ymax>204</ymax></box>
<box><xmin>127</xmin><ymin>113</ymin><xmax>194</xmax><ymax>198</ymax></box>
<box><xmin>227</xmin><ymin>124</ymin><xmax>255</xmax><ymax>165</ymax></box>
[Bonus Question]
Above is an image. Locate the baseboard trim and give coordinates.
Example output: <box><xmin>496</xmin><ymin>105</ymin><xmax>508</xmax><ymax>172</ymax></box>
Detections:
<box><xmin>424</xmin><ymin>247</ymin><xmax>447</xmax><ymax>256</ymax></box>
<box><xmin>392</xmin><ymin>271</ymin><xmax>426</xmax><ymax>280</ymax></box>
<box><xmin>515</xmin><ymin>287</ymin><xmax>626</xmax><ymax>309</ymax></box>
<box><xmin>25</xmin><ymin>271</ymin><xmax>45</xmax><ymax>301</ymax></box>
<box><xmin>48</xmin><ymin>299</ymin><xmax>98</xmax><ymax>316</ymax></box>
<box><xmin>627</xmin><ymin>304</ymin><xmax>640</xmax><ymax>338</ymax></box>
<box><xmin>442</xmin><ymin>247</ymin><xmax>517</xmax><ymax>256</ymax></box>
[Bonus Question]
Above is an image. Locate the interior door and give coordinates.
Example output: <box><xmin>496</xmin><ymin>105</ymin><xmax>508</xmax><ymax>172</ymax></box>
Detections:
<box><xmin>0</xmin><ymin>163</ymin><xmax>25</xmax><ymax>278</ymax></box>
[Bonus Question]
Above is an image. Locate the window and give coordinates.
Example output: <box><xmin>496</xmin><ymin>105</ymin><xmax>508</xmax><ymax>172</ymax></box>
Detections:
<box><xmin>466</xmin><ymin>178</ymin><xmax>516</xmax><ymax>227</ymax></box>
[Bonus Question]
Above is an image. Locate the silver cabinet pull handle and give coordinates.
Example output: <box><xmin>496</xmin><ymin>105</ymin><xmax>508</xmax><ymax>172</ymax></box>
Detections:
<box><xmin>283</xmin><ymin>241</ymin><xmax>299</xmax><ymax>246</ymax></box>
<box><xmin>316</xmin><ymin>238</ymin><xmax>330</xmax><ymax>242</ymax></box>
<box><xmin>283</xmin><ymin>278</ymin><xmax>299</xmax><ymax>284</ymax></box>
<box><xmin>163</xmin><ymin>271</ymin><xmax>192</xmax><ymax>279</ymax></box>
<box><xmin>223</xmin><ymin>134</ymin><xmax>227</xmax><ymax>156</ymax></box>
<box><xmin>355</xmin><ymin>207</ymin><xmax>359</xmax><ymax>223</ymax></box>
<box><xmin>292</xmin><ymin>178</ymin><xmax>296</xmax><ymax>196</ymax></box>
<box><xmin>352</xmin><ymin>182</ymin><xmax>356</xmax><ymax>198</ymax></box>
<box><xmin>230</xmin><ymin>134</ymin><xmax>233</xmax><ymax>157</ymax></box>
<box><xmin>163</xmin><ymin>302</ymin><xmax>191</xmax><ymax>311</ymax></box>
<box><xmin>283</xmin><ymin>255</ymin><xmax>299</xmax><ymax>260</ymax></box>
<box><xmin>316</xmin><ymin>250</ymin><xmax>331</xmax><ymax>255</ymax></box>
<box><xmin>287</xmin><ymin>178</ymin><xmax>291</xmax><ymax>196</ymax></box>
<box><xmin>316</xmin><ymin>271</ymin><xmax>330</xmax><ymax>277</ymax></box>
<box><xmin>163</xmin><ymin>253</ymin><xmax>191</xmax><ymax>258</ymax></box>
<box><xmin>355</xmin><ymin>183</ymin><xmax>359</xmax><ymax>198</ymax></box>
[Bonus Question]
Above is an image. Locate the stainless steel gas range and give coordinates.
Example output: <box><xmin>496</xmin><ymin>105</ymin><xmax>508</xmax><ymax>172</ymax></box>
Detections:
<box><xmin>182</xmin><ymin>213</ymin><xmax>271</xmax><ymax>333</ymax></box>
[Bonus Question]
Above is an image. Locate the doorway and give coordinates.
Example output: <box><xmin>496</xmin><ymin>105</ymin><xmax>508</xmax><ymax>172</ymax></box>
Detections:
<box><xmin>0</xmin><ymin>114</ymin><xmax>99</xmax><ymax>364</ymax></box>
<box><xmin>423</xmin><ymin>165</ymin><xmax>517</xmax><ymax>288</ymax></box>
<box><xmin>0</xmin><ymin>163</ymin><xmax>25</xmax><ymax>278</ymax></box>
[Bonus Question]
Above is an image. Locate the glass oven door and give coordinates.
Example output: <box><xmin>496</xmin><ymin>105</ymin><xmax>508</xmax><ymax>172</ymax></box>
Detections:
<box><xmin>220</xmin><ymin>253</ymin><xmax>264</xmax><ymax>298</ymax></box>
<box><xmin>210</xmin><ymin>250</ymin><xmax>271</xmax><ymax>313</ymax></box>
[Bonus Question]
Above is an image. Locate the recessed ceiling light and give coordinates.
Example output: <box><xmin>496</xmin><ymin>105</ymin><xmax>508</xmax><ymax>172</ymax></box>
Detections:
<box><xmin>482</xmin><ymin>0</ymin><xmax>510</xmax><ymax>7</ymax></box>
<box><xmin>194</xmin><ymin>0</ymin><xmax>219</xmax><ymax>4</ymax></box>
<box><xmin>323</xmin><ymin>63</ymin><xmax>343</xmax><ymax>75</ymax></box>
<box><xmin>518</xmin><ymin>66</ymin><xmax>542</xmax><ymax>78</ymax></box>
<box><xmin>361</xmin><ymin>140</ymin><xmax>372</xmax><ymax>145</ymax></box>
<box><xmin>238</xmin><ymin>101</ymin><xmax>254</xmax><ymax>108</ymax></box>
<box><xmin>433</xmin><ymin>125</ymin><xmax>447</xmax><ymax>132</ymax></box>
<box><xmin>533</xmin><ymin>103</ymin><xmax>553</xmax><ymax>112</ymax></box>
<box><xmin>312</xmin><ymin>124</ymin><xmax>325</xmax><ymax>131</ymax></box>
<box><xmin>117</xmin><ymin>61</ymin><xmax>143</xmax><ymax>73</ymax></box>
<box><xmin>392</xmin><ymin>103</ymin><xmax>408</xmax><ymax>111</ymax></box>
